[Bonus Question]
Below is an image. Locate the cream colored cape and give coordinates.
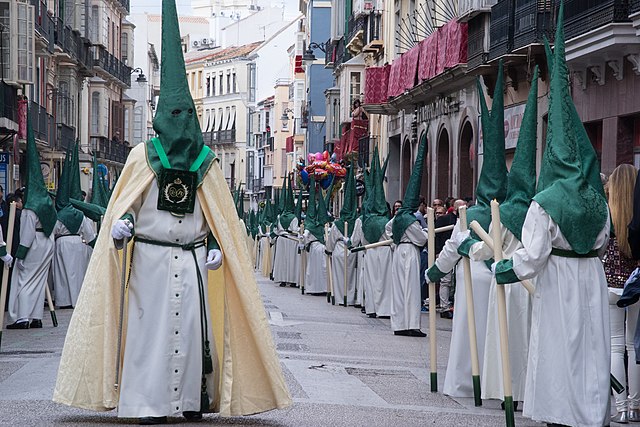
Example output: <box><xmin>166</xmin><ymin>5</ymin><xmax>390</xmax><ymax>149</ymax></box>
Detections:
<box><xmin>53</xmin><ymin>144</ymin><xmax>291</xmax><ymax>416</ymax></box>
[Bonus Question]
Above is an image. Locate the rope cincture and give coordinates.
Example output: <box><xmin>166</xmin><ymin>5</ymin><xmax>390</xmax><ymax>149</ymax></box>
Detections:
<box><xmin>134</xmin><ymin>236</ymin><xmax>213</xmax><ymax>412</ymax></box>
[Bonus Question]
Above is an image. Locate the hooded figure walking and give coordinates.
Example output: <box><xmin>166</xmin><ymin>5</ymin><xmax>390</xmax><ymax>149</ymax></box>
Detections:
<box><xmin>53</xmin><ymin>0</ymin><xmax>291</xmax><ymax>423</ymax></box>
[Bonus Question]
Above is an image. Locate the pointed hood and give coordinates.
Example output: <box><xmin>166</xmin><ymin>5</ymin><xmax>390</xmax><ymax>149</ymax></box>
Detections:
<box><xmin>306</xmin><ymin>176</ymin><xmax>326</xmax><ymax>243</ymax></box>
<box><xmin>533</xmin><ymin>2</ymin><xmax>607</xmax><ymax>254</ymax></box>
<box><xmin>363</xmin><ymin>146</ymin><xmax>390</xmax><ymax>243</ymax></box>
<box><xmin>56</xmin><ymin>148</ymin><xmax>72</xmax><ymax>210</ymax></box>
<box><xmin>392</xmin><ymin>133</ymin><xmax>427</xmax><ymax>244</ymax></box>
<box><xmin>279</xmin><ymin>175</ymin><xmax>296</xmax><ymax>229</ymax></box>
<box><xmin>338</xmin><ymin>165</ymin><xmax>358</xmax><ymax>236</ymax></box>
<box><xmin>146</xmin><ymin>0</ymin><xmax>215</xmax><ymax>184</ymax></box>
<box><xmin>294</xmin><ymin>186</ymin><xmax>303</xmax><ymax>222</ymax></box>
<box><xmin>55</xmin><ymin>148</ymin><xmax>84</xmax><ymax>234</ymax></box>
<box><xmin>499</xmin><ymin>67</ymin><xmax>539</xmax><ymax>241</ymax></box>
<box><xmin>70</xmin><ymin>142</ymin><xmax>83</xmax><ymax>201</ymax></box>
<box><xmin>23</xmin><ymin>105</ymin><xmax>57</xmax><ymax>236</ymax></box>
<box><xmin>317</xmin><ymin>184</ymin><xmax>333</xmax><ymax>229</ymax></box>
<box><xmin>90</xmin><ymin>154</ymin><xmax>110</xmax><ymax>208</ymax></box>
<box><xmin>467</xmin><ymin>61</ymin><xmax>508</xmax><ymax>233</ymax></box>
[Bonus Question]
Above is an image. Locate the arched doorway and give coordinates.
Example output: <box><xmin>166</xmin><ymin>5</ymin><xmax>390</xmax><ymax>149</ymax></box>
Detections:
<box><xmin>436</xmin><ymin>128</ymin><xmax>450</xmax><ymax>199</ymax></box>
<box><xmin>401</xmin><ymin>137</ymin><xmax>412</xmax><ymax>197</ymax></box>
<box><xmin>458</xmin><ymin>121</ymin><xmax>474</xmax><ymax>199</ymax></box>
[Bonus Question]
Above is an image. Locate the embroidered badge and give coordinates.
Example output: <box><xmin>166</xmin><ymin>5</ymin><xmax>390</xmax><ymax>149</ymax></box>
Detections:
<box><xmin>157</xmin><ymin>168</ymin><xmax>197</xmax><ymax>214</ymax></box>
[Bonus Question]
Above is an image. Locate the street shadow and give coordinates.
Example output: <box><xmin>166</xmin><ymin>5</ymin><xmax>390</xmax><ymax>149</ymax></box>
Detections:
<box><xmin>54</xmin><ymin>414</ymin><xmax>287</xmax><ymax>426</ymax></box>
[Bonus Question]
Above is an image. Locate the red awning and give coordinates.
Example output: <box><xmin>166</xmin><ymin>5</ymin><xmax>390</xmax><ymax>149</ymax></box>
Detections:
<box><xmin>443</xmin><ymin>20</ymin><xmax>468</xmax><ymax>69</ymax></box>
<box><xmin>418</xmin><ymin>30</ymin><xmax>439</xmax><ymax>82</ymax></box>
<box><xmin>364</xmin><ymin>66</ymin><xmax>390</xmax><ymax>105</ymax></box>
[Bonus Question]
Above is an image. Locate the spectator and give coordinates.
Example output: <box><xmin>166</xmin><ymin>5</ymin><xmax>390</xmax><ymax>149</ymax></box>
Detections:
<box><xmin>414</xmin><ymin>195</ymin><xmax>427</xmax><ymax>228</ymax></box>
<box><xmin>432</xmin><ymin>198</ymin><xmax>444</xmax><ymax>209</ymax></box>
<box><xmin>392</xmin><ymin>200</ymin><xmax>402</xmax><ymax>217</ymax></box>
<box><xmin>351</xmin><ymin>99</ymin><xmax>368</xmax><ymax>120</ymax></box>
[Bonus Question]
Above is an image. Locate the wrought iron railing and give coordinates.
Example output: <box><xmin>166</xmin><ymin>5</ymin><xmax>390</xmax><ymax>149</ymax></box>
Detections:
<box><xmin>202</xmin><ymin>129</ymin><xmax>237</xmax><ymax>146</ymax></box>
<box><xmin>564</xmin><ymin>0</ymin><xmax>630</xmax><ymax>40</ymax></box>
<box><xmin>346</xmin><ymin>14</ymin><xmax>366</xmax><ymax>46</ymax></box>
<box><xmin>488</xmin><ymin>0</ymin><xmax>514</xmax><ymax>60</ymax></box>
<box><xmin>363</xmin><ymin>12</ymin><xmax>382</xmax><ymax>47</ymax></box>
<box><xmin>32</xmin><ymin>0</ymin><xmax>55</xmax><ymax>53</ymax></box>
<box><xmin>467</xmin><ymin>15</ymin><xmax>487</xmax><ymax>68</ymax></box>
<box><xmin>93</xmin><ymin>45</ymin><xmax>132</xmax><ymax>87</ymax></box>
<box><xmin>91</xmin><ymin>136</ymin><xmax>131</xmax><ymax>164</ymax></box>
<box><xmin>30</xmin><ymin>101</ymin><xmax>55</xmax><ymax>146</ymax></box>
<box><xmin>0</xmin><ymin>82</ymin><xmax>17</xmax><ymax>123</ymax></box>
<box><xmin>513</xmin><ymin>0</ymin><xmax>555</xmax><ymax>50</ymax></box>
<box><xmin>631</xmin><ymin>0</ymin><xmax>640</xmax><ymax>14</ymax></box>
<box><xmin>57</xmin><ymin>123</ymin><xmax>75</xmax><ymax>151</ymax></box>
<box><xmin>54</xmin><ymin>18</ymin><xmax>93</xmax><ymax>72</ymax></box>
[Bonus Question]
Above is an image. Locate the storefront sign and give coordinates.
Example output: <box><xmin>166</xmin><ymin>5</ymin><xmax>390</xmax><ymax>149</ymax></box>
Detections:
<box><xmin>503</xmin><ymin>102</ymin><xmax>527</xmax><ymax>150</ymax></box>
<box><xmin>416</xmin><ymin>97</ymin><xmax>460</xmax><ymax>122</ymax></box>
<box><xmin>0</xmin><ymin>153</ymin><xmax>8</xmax><ymax>195</ymax></box>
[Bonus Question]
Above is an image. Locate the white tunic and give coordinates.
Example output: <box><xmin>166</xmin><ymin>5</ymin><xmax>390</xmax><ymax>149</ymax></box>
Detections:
<box><xmin>272</xmin><ymin>216</ymin><xmax>299</xmax><ymax>284</ymax></box>
<box><xmin>302</xmin><ymin>230</ymin><xmax>327</xmax><ymax>294</ymax></box>
<box><xmin>8</xmin><ymin>209</ymin><xmax>55</xmax><ymax>322</ymax></box>
<box><xmin>509</xmin><ymin>202</ymin><xmax>610</xmax><ymax>427</ymax></box>
<box><xmin>468</xmin><ymin>226</ymin><xmax>531</xmax><ymax>401</ymax></box>
<box><xmin>52</xmin><ymin>217</ymin><xmax>96</xmax><ymax>308</ymax></box>
<box><xmin>435</xmin><ymin>220</ymin><xmax>492</xmax><ymax>398</ymax></box>
<box><xmin>325</xmin><ymin>224</ymin><xmax>357</xmax><ymax>305</ymax></box>
<box><xmin>386</xmin><ymin>219</ymin><xmax>427</xmax><ymax>331</ymax></box>
<box><xmin>118</xmin><ymin>181</ymin><xmax>216</xmax><ymax>418</ymax></box>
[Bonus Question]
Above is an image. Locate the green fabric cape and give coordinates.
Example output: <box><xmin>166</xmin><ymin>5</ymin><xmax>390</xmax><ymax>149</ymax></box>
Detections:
<box><xmin>279</xmin><ymin>175</ymin><xmax>296</xmax><ymax>230</ymax></box>
<box><xmin>305</xmin><ymin>176</ymin><xmax>326</xmax><ymax>244</ymax></box>
<box><xmin>24</xmin><ymin>106</ymin><xmax>57</xmax><ymax>236</ymax></box>
<box><xmin>499</xmin><ymin>67</ymin><xmax>539</xmax><ymax>242</ymax></box>
<box><xmin>146</xmin><ymin>0</ymin><xmax>215</xmax><ymax>184</ymax></box>
<box><xmin>90</xmin><ymin>154</ymin><xmax>110</xmax><ymax>208</ymax></box>
<box><xmin>338</xmin><ymin>165</ymin><xmax>358</xmax><ymax>237</ymax></box>
<box><xmin>363</xmin><ymin>146</ymin><xmax>390</xmax><ymax>243</ymax></box>
<box><xmin>70</xmin><ymin>142</ymin><xmax>83</xmax><ymax>201</ymax></box>
<box><xmin>467</xmin><ymin>61</ymin><xmax>508</xmax><ymax>234</ymax></box>
<box><xmin>392</xmin><ymin>133</ymin><xmax>427</xmax><ymax>244</ymax></box>
<box><xmin>69</xmin><ymin>198</ymin><xmax>106</xmax><ymax>223</ymax></box>
<box><xmin>55</xmin><ymin>148</ymin><xmax>84</xmax><ymax>234</ymax></box>
<box><xmin>533</xmin><ymin>3</ymin><xmax>607</xmax><ymax>254</ymax></box>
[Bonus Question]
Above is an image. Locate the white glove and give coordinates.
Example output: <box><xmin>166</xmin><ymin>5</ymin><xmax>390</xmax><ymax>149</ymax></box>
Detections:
<box><xmin>491</xmin><ymin>261</ymin><xmax>497</xmax><ymax>274</ymax></box>
<box><xmin>206</xmin><ymin>249</ymin><xmax>223</xmax><ymax>270</ymax></box>
<box><xmin>342</xmin><ymin>236</ymin><xmax>351</xmax><ymax>246</ymax></box>
<box><xmin>16</xmin><ymin>259</ymin><xmax>25</xmax><ymax>271</ymax></box>
<box><xmin>111</xmin><ymin>219</ymin><xmax>133</xmax><ymax>240</ymax></box>
<box><xmin>1</xmin><ymin>253</ymin><xmax>12</xmax><ymax>268</ymax></box>
<box><xmin>453</xmin><ymin>229</ymin><xmax>471</xmax><ymax>247</ymax></box>
<box><xmin>297</xmin><ymin>243</ymin><xmax>305</xmax><ymax>252</ymax></box>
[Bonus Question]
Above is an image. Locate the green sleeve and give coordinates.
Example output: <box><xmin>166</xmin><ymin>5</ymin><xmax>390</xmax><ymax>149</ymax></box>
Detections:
<box><xmin>457</xmin><ymin>237</ymin><xmax>480</xmax><ymax>258</ymax></box>
<box><xmin>207</xmin><ymin>232</ymin><xmax>220</xmax><ymax>251</ymax></box>
<box><xmin>88</xmin><ymin>237</ymin><xmax>97</xmax><ymax>249</ymax></box>
<box><xmin>15</xmin><ymin>244</ymin><xmax>29</xmax><ymax>260</ymax></box>
<box><xmin>0</xmin><ymin>245</ymin><xmax>7</xmax><ymax>257</ymax></box>
<box><xmin>426</xmin><ymin>264</ymin><xmax>446</xmax><ymax>283</ymax></box>
<box><xmin>495</xmin><ymin>259</ymin><xmax>521</xmax><ymax>284</ymax></box>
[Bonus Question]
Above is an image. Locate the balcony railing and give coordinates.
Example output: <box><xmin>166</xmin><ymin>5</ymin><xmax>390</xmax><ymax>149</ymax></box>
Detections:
<box><xmin>488</xmin><ymin>0</ymin><xmax>514</xmax><ymax>60</ymax></box>
<box><xmin>30</xmin><ymin>101</ymin><xmax>54</xmax><ymax>146</ymax></box>
<box><xmin>467</xmin><ymin>15</ymin><xmax>488</xmax><ymax>68</ymax></box>
<box><xmin>32</xmin><ymin>0</ymin><xmax>55</xmax><ymax>53</ymax></box>
<box><xmin>632</xmin><ymin>0</ymin><xmax>640</xmax><ymax>14</ymax></box>
<box><xmin>93</xmin><ymin>46</ymin><xmax>132</xmax><ymax>87</ymax></box>
<box><xmin>346</xmin><ymin>14</ymin><xmax>366</xmax><ymax>49</ymax></box>
<box><xmin>0</xmin><ymin>82</ymin><xmax>18</xmax><ymax>123</ymax></box>
<box><xmin>325</xmin><ymin>37</ymin><xmax>334</xmax><ymax>66</ymax></box>
<box><xmin>57</xmin><ymin>123</ymin><xmax>75</xmax><ymax>151</ymax></box>
<box><xmin>513</xmin><ymin>0</ymin><xmax>555</xmax><ymax>51</ymax></box>
<box><xmin>564</xmin><ymin>0</ymin><xmax>630</xmax><ymax>40</ymax></box>
<box><xmin>252</xmin><ymin>177</ymin><xmax>264</xmax><ymax>193</ymax></box>
<box><xmin>332</xmin><ymin>36</ymin><xmax>352</xmax><ymax>69</ymax></box>
<box><xmin>91</xmin><ymin>136</ymin><xmax>131</xmax><ymax>164</ymax></box>
<box><xmin>459</xmin><ymin>0</ymin><xmax>499</xmax><ymax>19</ymax></box>
<box><xmin>202</xmin><ymin>129</ymin><xmax>237</xmax><ymax>146</ymax></box>
<box><xmin>117</xmin><ymin>0</ymin><xmax>130</xmax><ymax>13</ymax></box>
<box><xmin>54</xmin><ymin>18</ymin><xmax>93</xmax><ymax>72</ymax></box>
<box><xmin>363</xmin><ymin>12</ymin><xmax>383</xmax><ymax>51</ymax></box>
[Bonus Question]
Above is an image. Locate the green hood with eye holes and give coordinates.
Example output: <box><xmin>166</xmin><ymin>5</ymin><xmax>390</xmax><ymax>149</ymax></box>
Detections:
<box><xmin>145</xmin><ymin>0</ymin><xmax>216</xmax><ymax>186</ymax></box>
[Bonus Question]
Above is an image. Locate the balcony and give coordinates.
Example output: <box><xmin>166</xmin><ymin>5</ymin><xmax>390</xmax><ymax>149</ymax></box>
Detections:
<box><xmin>93</xmin><ymin>46</ymin><xmax>132</xmax><ymax>87</ymax></box>
<box><xmin>30</xmin><ymin>101</ymin><xmax>54</xmax><ymax>146</ymax></box>
<box><xmin>346</xmin><ymin>14</ymin><xmax>366</xmax><ymax>55</ymax></box>
<box><xmin>91</xmin><ymin>136</ymin><xmax>131</xmax><ymax>164</ymax></box>
<box><xmin>513</xmin><ymin>0</ymin><xmax>555</xmax><ymax>52</ymax></box>
<box><xmin>363</xmin><ymin>12</ymin><xmax>383</xmax><ymax>53</ymax></box>
<box><xmin>252</xmin><ymin>177</ymin><xmax>264</xmax><ymax>193</ymax></box>
<box><xmin>488</xmin><ymin>0</ymin><xmax>514</xmax><ymax>60</ymax></box>
<box><xmin>57</xmin><ymin>123</ymin><xmax>75</xmax><ymax>151</ymax></box>
<box><xmin>54</xmin><ymin>19</ymin><xmax>93</xmax><ymax>74</ymax></box>
<box><xmin>202</xmin><ymin>129</ymin><xmax>237</xmax><ymax>146</ymax></box>
<box><xmin>325</xmin><ymin>37</ymin><xmax>335</xmax><ymax>67</ymax></box>
<box><xmin>0</xmin><ymin>82</ymin><xmax>18</xmax><ymax>125</ymax></box>
<box><xmin>467</xmin><ymin>15</ymin><xmax>488</xmax><ymax>69</ymax></box>
<box><xmin>117</xmin><ymin>0</ymin><xmax>130</xmax><ymax>13</ymax></box>
<box><xmin>564</xmin><ymin>0</ymin><xmax>630</xmax><ymax>41</ymax></box>
<box><xmin>330</xmin><ymin>37</ymin><xmax>352</xmax><ymax>70</ymax></box>
<box><xmin>32</xmin><ymin>0</ymin><xmax>55</xmax><ymax>54</ymax></box>
<box><xmin>459</xmin><ymin>0</ymin><xmax>498</xmax><ymax>21</ymax></box>
<box><xmin>632</xmin><ymin>0</ymin><xmax>640</xmax><ymax>15</ymax></box>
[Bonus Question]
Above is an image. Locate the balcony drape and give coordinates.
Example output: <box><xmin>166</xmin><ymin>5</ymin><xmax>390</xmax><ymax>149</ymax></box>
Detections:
<box><xmin>401</xmin><ymin>45</ymin><xmax>421</xmax><ymax>91</ymax></box>
<box><xmin>443</xmin><ymin>20</ymin><xmax>468</xmax><ymax>69</ymax></box>
<box><xmin>418</xmin><ymin>30</ymin><xmax>439</xmax><ymax>81</ymax></box>
<box><xmin>387</xmin><ymin>55</ymin><xmax>405</xmax><ymax>98</ymax></box>
<box><xmin>364</xmin><ymin>65</ymin><xmax>390</xmax><ymax>105</ymax></box>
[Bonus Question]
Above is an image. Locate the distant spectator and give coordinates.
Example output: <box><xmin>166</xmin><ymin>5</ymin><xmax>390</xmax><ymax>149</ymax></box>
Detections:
<box><xmin>351</xmin><ymin>99</ymin><xmax>368</xmax><ymax>120</ymax></box>
<box><xmin>414</xmin><ymin>195</ymin><xmax>427</xmax><ymax>228</ymax></box>
<box><xmin>392</xmin><ymin>200</ymin><xmax>402</xmax><ymax>217</ymax></box>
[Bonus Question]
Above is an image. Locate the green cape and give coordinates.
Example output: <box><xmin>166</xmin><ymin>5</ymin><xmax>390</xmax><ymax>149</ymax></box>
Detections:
<box><xmin>392</xmin><ymin>133</ymin><xmax>427</xmax><ymax>244</ymax></box>
<box><xmin>499</xmin><ymin>67</ymin><xmax>539</xmax><ymax>242</ymax></box>
<box><xmin>55</xmin><ymin>148</ymin><xmax>84</xmax><ymax>234</ymax></box>
<box><xmin>338</xmin><ymin>165</ymin><xmax>358</xmax><ymax>237</ymax></box>
<box><xmin>279</xmin><ymin>176</ymin><xmax>296</xmax><ymax>230</ymax></box>
<box><xmin>532</xmin><ymin>3</ymin><xmax>607</xmax><ymax>254</ymax></box>
<box><xmin>90</xmin><ymin>154</ymin><xmax>110</xmax><ymax>208</ymax></box>
<box><xmin>305</xmin><ymin>176</ymin><xmax>326</xmax><ymax>243</ymax></box>
<box><xmin>363</xmin><ymin>146</ymin><xmax>390</xmax><ymax>243</ymax></box>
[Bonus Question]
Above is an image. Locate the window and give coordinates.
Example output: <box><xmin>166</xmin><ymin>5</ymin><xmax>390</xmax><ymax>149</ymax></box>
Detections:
<box><xmin>91</xmin><ymin>6</ymin><xmax>99</xmax><ymax>42</ymax></box>
<box><xmin>133</xmin><ymin>106</ymin><xmax>143</xmax><ymax>141</ymax></box>
<box><xmin>0</xmin><ymin>2</ymin><xmax>9</xmax><ymax>81</ymax></box>
<box><xmin>232</xmin><ymin>72</ymin><xmax>237</xmax><ymax>93</ymax></box>
<box><xmin>17</xmin><ymin>2</ymin><xmax>34</xmax><ymax>82</ymax></box>
<box><xmin>248</xmin><ymin>63</ymin><xmax>256</xmax><ymax>102</ymax></box>
<box><xmin>107</xmin><ymin>17</ymin><xmax>111</xmax><ymax>50</ymax></box>
<box><xmin>112</xmin><ymin>21</ymin><xmax>116</xmax><ymax>54</ymax></box>
<box><xmin>198</xmin><ymin>71</ymin><xmax>202</xmax><ymax>92</ymax></box>
<box><xmin>58</xmin><ymin>81</ymin><xmax>70</xmax><ymax>125</ymax></box>
<box><xmin>226</xmin><ymin>72</ymin><xmax>231</xmax><ymax>94</ymax></box>
<box><xmin>121</xmin><ymin>33</ymin><xmax>129</xmax><ymax>64</ymax></box>
<box><xmin>124</xmin><ymin>107</ymin><xmax>130</xmax><ymax>141</ymax></box>
<box><xmin>350</xmin><ymin>72</ymin><xmax>362</xmax><ymax>110</ymax></box>
<box><xmin>211</xmin><ymin>76</ymin><xmax>216</xmax><ymax>96</ymax></box>
<box><xmin>219</xmin><ymin>72</ymin><xmax>223</xmax><ymax>94</ymax></box>
<box><xmin>91</xmin><ymin>92</ymin><xmax>100</xmax><ymax>135</ymax></box>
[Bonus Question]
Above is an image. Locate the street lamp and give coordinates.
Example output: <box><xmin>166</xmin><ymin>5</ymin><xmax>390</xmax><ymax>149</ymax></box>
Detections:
<box><xmin>302</xmin><ymin>42</ymin><xmax>327</xmax><ymax>65</ymax></box>
<box><xmin>281</xmin><ymin>107</ymin><xmax>294</xmax><ymax>126</ymax></box>
<box><xmin>130</xmin><ymin>67</ymin><xmax>147</xmax><ymax>86</ymax></box>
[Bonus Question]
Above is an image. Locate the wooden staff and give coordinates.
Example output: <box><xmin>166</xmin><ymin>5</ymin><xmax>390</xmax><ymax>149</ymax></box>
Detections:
<box><xmin>490</xmin><ymin>200</ymin><xmax>515</xmax><ymax>427</ymax></box>
<box><xmin>114</xmin><ymin>236</ymin><xmax>129</xmax><ymax>391</ymax></box>
<box><xmin>266</xmin><ymin>225</ymin><xmax>272</xmax><ymax>278</ymax></box>
<box><xmin>44</xmin><ymin>284</ymin><xmax>58</xmax><ymax>327</ymax></box>
<box><xmin>0</xmin><ymin>202</ymin><xmax>17</xmax><ymax>348</ymax></box>
<box><xmin>325</xmin><ymin>224</ymin><xmax>334</xmax><ymax>304</ymax></box>
<box><xmin>299</xmin><ymin>224</ymin><xmax>305</xmax><ymax>295</ymax></box>
<box><xmin>343</xmin><ymin>221</ymin><xmax>348</xmax><ymax>308</ymax></box>
<box><xmin>458</xmin><ymin>206</ymin><xmax>482</xmax><ymax>407</ymax></box>
<box><xmin>426</xmin><ymin>207</ymin><xmax>438</xmax><ymax>392</ymax></box>
<box><xmin>351</xmin><ymin>225</ymin><xmax>454</xmax><ymax>253</ymax></box>
<box><xmin>468</xmin><ymin>220</ymin><xmax>535</xmax><ymax>295</ymax></box>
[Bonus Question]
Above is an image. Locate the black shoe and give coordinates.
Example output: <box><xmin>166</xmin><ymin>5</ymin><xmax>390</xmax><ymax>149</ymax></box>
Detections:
<box><xmin>279</xmin><ymin>282</ymin><xmax>287</xmax><ymax>287</ymax></box>
<box><xmin>29</xmin><ymin>319</ymin><xmax>42</xmax><ymax>328</ymax></box>
<box><xmin>183</xmin><ymin>411</ymin><xmax>202</xmax><ymax>421</ymax></box>
<box><xmin>289</xmin><ymin>283</ymin><xmax>297</xmax><ymax>288</ymax></box>
<box><xmin>440</xmin><ymin>310</ymin><xmax>453</xmax><ymax>319</ymax></box>
<box><xmin>378</xmin><ymin>315</ymin><xmax>390</xmax><ymax>319</ymax></box>
<box><xmin>354</xmin><ymin>304</ymin><xmax>362</xmax><ymax>309</ymax></box>
<box><xmin>139</xmin><ymin>416</ymin><xmax>167</xmax><ymax>425</ymax></box>
<box><xmin>58</xmin><ymin>305</ymin><xmax>73</xmax><ymax>309</ymax></box>
<box><xmin>6</xmin><ymin>320</ymin><xmax>29</xmax><ymax>329</ymax></box>
<box><xmin>501</xmin><ymin>401</ymin><xmax>519</xmax><ymax>411</ymax></box>
<box><xmin>367</xmin><ymin>313</ymin><xmax>377</xmax><ymax>318</ymax></box>
<box><xmin>394</xmin><ymin>330</ymin><xmax>410</xmax><ymax>336</ymax></box>
<box><xmin>361</xmin><ymin>307</ymin><xmax>366</xmax><ymax>313</ymax></box>
<box><xmin>408</xmin><ymin>329</ymin><xmax>427</xmax><ymax>337</ymax></box>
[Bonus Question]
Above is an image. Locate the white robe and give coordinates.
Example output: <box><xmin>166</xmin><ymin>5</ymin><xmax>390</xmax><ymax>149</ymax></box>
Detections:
<box><xmin>468</xmin><ymin>226</ymin><xmax>531</xmax><ymax>401</ymax></box>
<box><xmin>118</xmin><ymin>181</ymin><xmax>216</xmax><ymax>418</ymax></box>
<box><xmin>53</xmin><ymin>217</ymin><xmax>96</xmax><ymax>308</ymax></box>
<box><xmin>272</xmin><ymin>217</ymin><xmax>299</xmax><ymax>284</ymax></box>
<box><xmin>435</xmin><ymin>220</ymin><xmax>492</xmax><ymax>398</ymax></box>
<box><xmin>303</xmin><ymin>230</ymin><xmax>327</xmax><ymax>294</ymax></box>
<box><xmin>8</xmin><ymin>209</ymin><xmax>55</xmax><ymax>322</ymax></box>
<box><xmin>325</xmin><ymin>224</ymin><xmax>357</xmax><ymax>305</ymax></box>
<box><xmin>386</xmin><ymin>219</ymin><xmax>427</xmax><ymax>331</ymax></box>
<box><xmin>509</xmin><ymin>202</ymin><xmax>610</xmax><ymax>427</ymax></box>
